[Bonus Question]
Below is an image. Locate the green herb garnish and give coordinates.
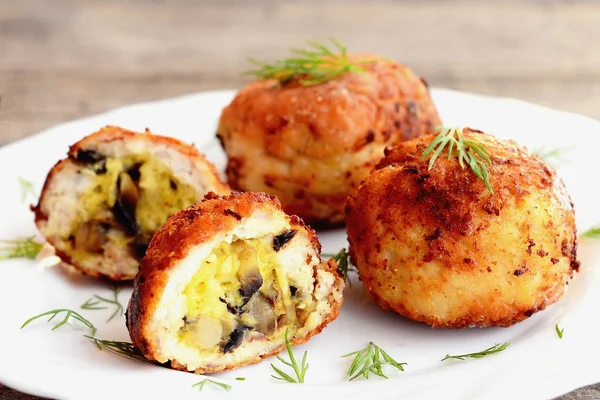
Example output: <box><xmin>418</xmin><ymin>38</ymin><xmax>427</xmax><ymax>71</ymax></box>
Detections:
<box><xmin>81</xmin><ymin>285</ymin><xmax>124</xmax><ymax>322</ymax></box>
<box><xmin>235</xmin><ymin>377</ymin><xmax>246</xmax><ymax>381</ymax></box>
<box><xmin>442</xmin><ymin>342</ymin><xmax>510</xmax><ymax>361</ymax></box>
<box><xmin>326</xmin><ymin>247</ymin><xmax>356</xmax><ymax>284</ymax></box>
<box><xmin>246</xmin><ymin>39</ymin><xmax>372</xmax><ymax>86</ymax></box>
<box><xmin>535</xmin><ymin>147</ymin><xmax>569</xmax><ymax>164</ymax></box>
<box><xmin>422</xmin><ymin>126</ymin><xmax>494</xmax><ymax>194</ymax></box>
<box><xmin>271</xmin><ymin>328</ymin><xmax>308</xmax><ymax>383</ymax></box>
<box><xmin>0</xmin><ymin>237</ymin><xmax>43</xmax><ymax>260</ymax></box>
<box><xmin>581</xmin><ymin>226</ymin><xmax>600</xmax><ymax>239</ymax></box>
<box><xmin>556</xmin><ymin>323</ymin><xmax>564</xmax><ymax>339</ymax></box>
<box><xmin>342</xmin><ymin>342</ymin><xmax>407</xmax><ymax>381</ymax></box>
<box><xmin>18</xmin><ymin>177</ymin><xmax>37</xmax><ymax>204</ymax></box>
<box><xmin>192</xmin><ymin>379</ymin><xmax>232</xmax><ymax>392</ymax></box>
<box><xmin>21</xmin><ymin>309</ymin><xmax>97</xmax><ymax>335</ymax></box>
<box><xmin>85</xmin><ymin>335</ymin><xmax>149</xmax><ymax>363</ymax></box>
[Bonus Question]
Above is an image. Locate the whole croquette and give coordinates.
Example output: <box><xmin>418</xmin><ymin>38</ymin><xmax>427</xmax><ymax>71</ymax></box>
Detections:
<box><xmin>218</xmin><ymin>54</ymin><xmax>441</xmax><ymax>226</ymax></box>
<box><xmin>345</xmin><ymin>127</ymin><xmax>579</xmax><ymax>328</ymax></box>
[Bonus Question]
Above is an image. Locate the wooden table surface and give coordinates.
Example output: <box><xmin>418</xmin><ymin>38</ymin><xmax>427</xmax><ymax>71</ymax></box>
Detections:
<box><xmin>1</xmin><ymin>0</ymin><xmax>599</xmax><ymax>398</ymax></box>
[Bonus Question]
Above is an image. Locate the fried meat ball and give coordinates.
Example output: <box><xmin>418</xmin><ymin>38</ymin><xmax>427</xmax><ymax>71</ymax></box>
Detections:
<box><xmin>218</xmin><ymin>56</ymin><xmax>441</xmax><ymax>226</ymax></box>
<box><xmin>345</xmin><ymin>128</ymin><xmax>579</xmax><ymax>328</ymax></box>
<box><xmin>32</xmin><ymin>126</ymin><xmax>230</xmax><ymax>281</ymax></box>
<box><xmin>126</xmin><ymin>191</ymin><xmax>344</xmax><ymax>373</ymax></box>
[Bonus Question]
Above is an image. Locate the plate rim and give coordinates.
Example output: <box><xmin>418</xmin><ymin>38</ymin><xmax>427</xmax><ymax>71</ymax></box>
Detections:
<box><xmin>1</xmin><ymin>87</ymin><xmax>600</xmax><ymax>400</ymax></box>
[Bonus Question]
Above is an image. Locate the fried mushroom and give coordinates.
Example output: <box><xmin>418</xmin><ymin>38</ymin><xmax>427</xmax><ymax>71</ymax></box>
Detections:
<box><xmin>218</xmin><ymin>55</ymin><xmax>441</xmax><ymax>226</ymax></box>
<box><xmin>345</xmin><ymin>128</ymin><xmax>579</xmax><ymax>328</ymax></box>
<box><xmin>32</xmin><ymin>126</ymin><xmax>230</xmax><ymax>281</ymax></box>
<box><xmin>126</xmin><ymin>192</ymin><xmax>344</xmax><ymax>373</ymax></box>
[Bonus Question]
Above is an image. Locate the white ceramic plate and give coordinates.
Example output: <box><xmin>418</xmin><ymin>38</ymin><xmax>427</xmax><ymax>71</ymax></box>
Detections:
<box><xmin>1</xmin><ymin>89</ymin><xmax>599</xmax><ymax>400</ymax></box>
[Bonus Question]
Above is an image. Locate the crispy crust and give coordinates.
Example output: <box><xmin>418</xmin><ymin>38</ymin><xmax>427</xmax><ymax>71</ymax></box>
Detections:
<box><xmin>218</xmin><ymin>55</ymin><xmax>441</xmax><ymax>225</ymax></box>
<box><xmin>32</xmin><ymin>125</ymin><xmax>230</xmax><ymax>281</ymax></box>
<box><xmin>127</xmin><ymin>191</ymin><xmax>343</xmax><ymax>372</ymax></box>
<box><xmin>345</xmin><ymin>128</ymin><xmax>579</xmax><ymax>328</ymax></box>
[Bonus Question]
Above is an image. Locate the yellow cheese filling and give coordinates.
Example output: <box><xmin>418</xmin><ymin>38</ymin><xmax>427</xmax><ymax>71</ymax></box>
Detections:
<box><xmin>69</xmin><ymin>153</ymin><xmax>197</xmax><ymax>261</ymax></box>
<box><xmin>180</xmin><ymin>238</ymin><xmax>302</xmax><ymax>354</ymax></box>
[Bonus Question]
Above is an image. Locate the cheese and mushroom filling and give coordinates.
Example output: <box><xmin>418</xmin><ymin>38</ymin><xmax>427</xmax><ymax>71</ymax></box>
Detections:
<box><xmin>179</xmin><ymin>235</ymin><xmax>311</xmax><ymax>354</ymax></box>
<box><xmin>69</xmin><ymin>153</ymin><xmax>198</xmax><ymax>260</ymax></box>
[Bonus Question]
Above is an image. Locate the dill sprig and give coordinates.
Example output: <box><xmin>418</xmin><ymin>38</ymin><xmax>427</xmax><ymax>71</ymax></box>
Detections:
<box><xmin>0</xmin><ymin>237</ymin><xmax>44</xmax><ymax>260</ymax></box>
<box><xmin>581</xmin><ymin>226</ymin><xmax>600</xmax><ymax>239</ymax></box>
<box><xmin>535</xmin><ymin>146</ymin><xmax>569</xmax><ymax>164</ymax></box>
<box><xmin>81</xmin><ymin>285</ymin><xmax>124</xmax><ymax>322</ymax></box>
<box><xmin>442</xmin><ymin>342</ymin><xmax>510</xmax><ymax>361</ymax></box>
<box><xmin>271</xmin><ymin>328</ymin><xmax>308</xmax><ymax>383</ymax></box>
<box><xmin>422</xmin><ymin>126</ymin><xmax>494</xmax><ymax>194</ymax></box>
<box><xmin>341</xmin><ymin>342</ymin><xmax>407</xmax><ymax>381</ymax></box>
<box><xmin>192</xmin><ymin>379</ymin><xmax>232</xmax><ymax>392</ymax></box>
<box><xmin>556</xmin><ymin>323</ymin><xmax>564</xmax><ymax>339</ymax></box>
<box><xmin>85</xmin><ymin>335</ymin><xmax>149</xmax><ymax>363</ymax></box>
<box><xmin>246</xmin><ymin>39</ymin><xmax>372</xmax><ymax>86</ymax></box>
<box><xmin>21</xmin><ymin>309</ymin><xmax>97</xmax><ymax>335</ymax></box>
<box><xmin>326</xmin><ymin>248</ymin><xmax>357</xmax><ymax>284</ymax></box>
<box><xmin>18</xmin><ymin>177</ymin><xmax>38</xmax><ymax>204</ymax></box>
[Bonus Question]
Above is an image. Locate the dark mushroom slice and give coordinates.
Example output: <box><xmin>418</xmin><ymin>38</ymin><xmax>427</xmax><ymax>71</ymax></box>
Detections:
<box><xmin>130</xmin><ymin>235</ymin><xmax>151</xmax><ymax>259</ymax></box>
<box><xmin>72</xmin><ymin>150</ymin><xmax>108</xmax><ymax>174</ymax></box>
<box><xmin>221</xmin><ymin>324</ymin><xmax>252</xmax><ymax>353</ymax></box>
<box><xmin>74</xmin><ymin>149</ymin><xmax>104</xmax><ymax>164</ymax></box>
<box><xmin>73</xmin><ymin>221</ymin><xmax>108</xmax><ymax>253</ymax></box>
<box><xmin>236</xmin><ymin>247</ymin><xmax>263</xmax><ymax>303</ymax></box>
<box><xmin>113</xmin><ymin>171</ymin><xmax>140</xmax><ymax>236</ymax></box>
<box><xmin>273</xmin><ymin>230</ymin><xmax>297</xmax><ymax>252</ymax></box>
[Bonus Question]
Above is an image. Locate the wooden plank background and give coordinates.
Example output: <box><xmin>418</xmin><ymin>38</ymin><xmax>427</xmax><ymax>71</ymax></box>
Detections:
<box><xmin>1</xmin><ymin>0</ymin><xmax>599</xmax><ymax>399</ymax></box>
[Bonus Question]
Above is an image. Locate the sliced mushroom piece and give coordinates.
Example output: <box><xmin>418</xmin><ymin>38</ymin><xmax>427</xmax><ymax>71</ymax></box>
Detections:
<box><xmin>273</xmin><ymin>230</ymin><xmax>297</xmax><ymax>252</ymax></box>
<box><xmin>73</xmin><ymin>221</ymin><xmax>108</xmax><ymax>253</ymax></box>
<box><xmin>130</xmin><ymin>237</ymin><xmax>150</xmax><ymax>259</ymax></box>
<box><xmin>243</xmin><ymin>292</ymin><xmax>276</xmax><ymax>335</ymax></box>
<box><xmin>221</xmin><ymin>324</ymin><xmax>251</xmax><ymax>353</ymax></box>
<box><xmin>75</xmin><ymin>149</ymin><xmax>104</xmax><ymax>163</ymax></box>
<box><xmin>236</xmin><ymin>247</ymin><xmax>263</xmax><ymax>302</ymax></box>
<box><xmin>113</xmin><ymin>171</ymin><xmax>140</xmax><ymax>236</ymax></box>
<box><xmin>74</xmin><ymin>150</ymin><xmax>107</xmax><ymax>174</ymax></box>
<box><xmin>186</xmin><ymin>316</ymin><xmax>223</xmax><ymax>350</ymax></box>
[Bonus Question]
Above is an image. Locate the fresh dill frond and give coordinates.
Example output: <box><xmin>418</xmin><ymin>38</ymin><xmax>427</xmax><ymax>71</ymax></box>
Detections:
<box><xmin>325</xmin><ymin>248</ymin><xmax>357</xmax><ymax>285</ymax></box>
<box><xmin>191</xmin><ymin>378</ymin><xmax>232</xmax><ymax>392</ymax></box>
<box><xmin>581</xmin><ymin>225</ymin><xmax>600</xmax><ymax>239</ymax></box>
<box><xmin>270</xmin><ymin>328</ymin><xmax>308</xmax><ymax>383</ymax></box>
<box><xmin>534</xmin><ymin>146</ymin><xmax>570</xmax><ymax>165</ymax></box>
<box><xmin>0</xmin><ymin>237</ymin><xmax>44</xmax><ymax>260</ymax></box>
<box><xmin>245</xmin><ymin>38</ymin><xmax>373</xmax><ymax>86</ymax></box>
<box><xmin>18</xmin><ymin>177</ymin><xmax>38</xmax><ymax>204</ymax></box>
<box><xmin>442</xmin><ymin>342</ymin><xmax>510</xmax><ymax>361</ymax></box>
<box><xmin>556</xmin><ymin>323</ymin><xmax>564</xmax><ymax>339</ymax></box>
<box><xmin>21</xmin><ymin>309</ymin><xmax>97</xmax><ymax>335</ymax></box>
<box><xmin>421</xmin><ymin>126</ymin><xmax>494</xmax><ymax>194</ymax></box>
<box><xmin>85</xmin><ymin>335</ymin><xmax>149</xmax><ymax>363</ymax></box>
<box><xmin>341</xmin><ymin>342</ymin><xmax>407</xmax><ymax>381</ymax></box>
<box><xmin>81</xmin><ymin>285</ymin><xmax>124</xmax><ymax>322</ymax></box>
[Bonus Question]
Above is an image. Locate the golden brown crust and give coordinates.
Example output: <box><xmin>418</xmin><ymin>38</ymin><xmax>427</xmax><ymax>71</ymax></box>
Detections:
<box><xmin>345</xmin><ymin>128</ymin><xmax>579</xmax><ymax>328</ymax></box>
<box><xmin>218</xmin><ymin>56</ymin><xmax>441</xmax><ymax>225</ymax></box>
<box><xmin>32</xmin><ymin>125</ymin><xmax>230</xmax><ymax>281</ymax></box>
<box><xmin>68</xmin><ymin>126</ymin><xmax>221</xmax><ymax>169</ymax></box>
<box><xmin>127</xmin><ymin>191</ymin><xmax>340</xmax><ymax>368</ymax></box>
